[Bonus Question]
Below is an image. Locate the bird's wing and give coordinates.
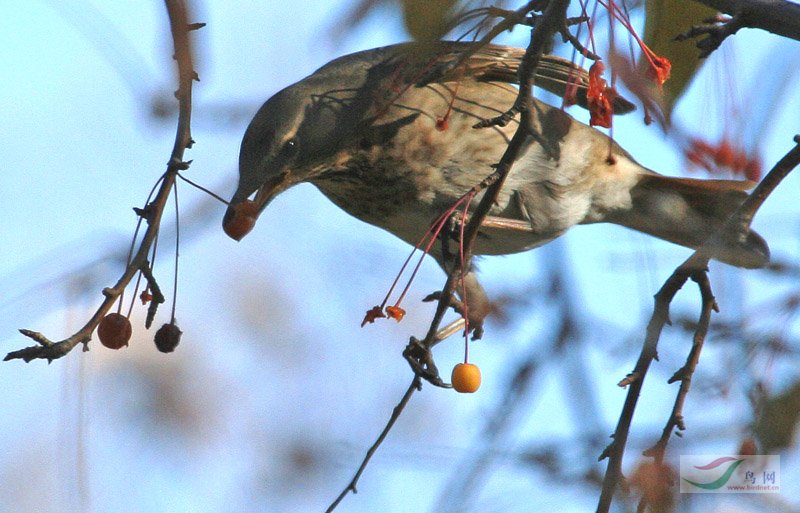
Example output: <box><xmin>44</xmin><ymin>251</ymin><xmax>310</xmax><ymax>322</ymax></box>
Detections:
<box><xmin>412</xmin><ymin>42</ymin><xmax>636</xmax><ymax>114</ymax></box>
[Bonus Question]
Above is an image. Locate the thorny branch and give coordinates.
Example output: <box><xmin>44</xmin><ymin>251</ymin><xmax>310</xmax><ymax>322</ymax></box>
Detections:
<box><xmin>5</xmin><ymin>0</ymin><xmax>200</xmax><ymax>363</ymax></box>
<box><xmin>636</xmin><ymin>272</ymin><xmax>716</xmax><ymax>512</ymax></box>
<box><xmin>693</xmin><ymin>0</ymin><xmax>800</xmax><ymax>44</ymax></box>
<box><xmin>596</xmin><ymin>135</ymin><xmax>800</xmax><ymax>513</ymax></box>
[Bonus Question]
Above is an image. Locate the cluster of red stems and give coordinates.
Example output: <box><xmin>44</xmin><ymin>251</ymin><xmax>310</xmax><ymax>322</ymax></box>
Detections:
<box><xmin>686</xmin><ymin>136</ymin><xmax>762</xmax><ymax>181</ymax></box>
<box><xmin>573</xmin><ymin>0</ymin><xmax>673</xmax><ymax>128</ymax></box>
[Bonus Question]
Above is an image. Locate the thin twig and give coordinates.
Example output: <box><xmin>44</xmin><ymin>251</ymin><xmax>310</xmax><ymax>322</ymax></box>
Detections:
<box><xmin>693</xmin><ymin>0</ymin><xmax>800</xmax><ymax>45</ymax></box>
<box><xmin>5</xmin><ymin>0</ymin><xmax>199</xmax><ymax>363</ymax></box>
<box><xmin>325</xmin><ymin>376</ymin><xmax>422</xmax><ymax>513</ymax></box>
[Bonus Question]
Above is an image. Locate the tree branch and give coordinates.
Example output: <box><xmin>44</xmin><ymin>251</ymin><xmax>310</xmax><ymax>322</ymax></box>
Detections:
<box><xmin>595</xmin><ymin>134</ymin><xmax>800</xmax><ymax>512</ymax></box>
<box><xmin>5</xmin><ymin>0</ymin><xmax>200</xmax><ymax>363</ymax></box>
<box><xmin>691</xmin><ymin>0</ymin><xmax>800</xmax><ymax>43</ymax></box>
<box><xmin>325</xmin><ymin>376</ymin><xmax>421</xmax><ymax>513</ymax></box>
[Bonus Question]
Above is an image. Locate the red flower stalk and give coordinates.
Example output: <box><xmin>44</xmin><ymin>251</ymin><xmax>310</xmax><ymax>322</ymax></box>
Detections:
<box><xmin>587</xmin><ymin>61</ymin><xmax>614</xmax><ymax>128</ymax></box>
<box><xmin>596</xmin><ymin>0</ymin><xmax>672</xmax><ymax>88</ymax></box>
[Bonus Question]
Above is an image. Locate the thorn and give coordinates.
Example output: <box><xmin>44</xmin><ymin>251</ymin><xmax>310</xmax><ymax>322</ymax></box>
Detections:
<box><xmin>187</xmin><ymin>22</ymin><xmax>206</xmax><ymax>31</ymax></box>
<box><xmin>169</xmin><ymin>158</ymin><xmax>191</xmax><ymax>171</ymax></box>
<box><xmin>618</xmin><ymin>372</ymin><xmax>639</xmax><ymax>387</ymax></box>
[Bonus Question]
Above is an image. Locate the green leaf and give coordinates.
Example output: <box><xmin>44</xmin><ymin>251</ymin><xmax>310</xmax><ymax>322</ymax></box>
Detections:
<box><xmin>643</xmin><ymin>0</ymin><xmax>716</xmax><ymax>119</ymax></box>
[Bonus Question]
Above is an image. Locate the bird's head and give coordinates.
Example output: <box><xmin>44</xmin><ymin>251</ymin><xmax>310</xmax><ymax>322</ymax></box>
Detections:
<box><xmin>222</xmin><ymin>78</ymin><xmax>358</xmax><ymax>240</ymax></box>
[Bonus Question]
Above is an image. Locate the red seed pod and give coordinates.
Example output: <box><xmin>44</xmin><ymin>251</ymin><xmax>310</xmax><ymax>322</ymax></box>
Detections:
<box><xmin>154</xmin><ymin>323</ymin><xmax>182</xmax><ymax>353</ymax></box>
<box><xmin>714</xmin><ymin>139</ymin><xmax>736</xmax><ymax>169</ymax></box>
<box><xmin>385</xmin><ymin>305</ymin><xmax>406</xmax><ymax>322</ymax></box>
<box><xmin>97</xmin><ymin>313</ymin><xmax>132</xmax><ymax>350</ymax></box>
<box><xmin>744</xmin><ymin>158</ymin><xmax>762</xmax><ymax>181</ymax></box>
<box><xmin>223</xmin><ymin>200</ymin><xmax>259</xmax><ymax>241</ymax></box>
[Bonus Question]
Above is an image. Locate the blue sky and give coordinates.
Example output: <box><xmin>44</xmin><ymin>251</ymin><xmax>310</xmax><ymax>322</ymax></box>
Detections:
<box><xmin>2</xmin><ymin>2</ymin><xmax>799</xmax><ymax>513</ymax></box>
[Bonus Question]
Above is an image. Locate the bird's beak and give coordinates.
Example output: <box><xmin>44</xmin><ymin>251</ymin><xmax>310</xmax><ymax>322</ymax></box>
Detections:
<box><xmin>222</xmin><ymin>170</ymin><xmax>294</xmax><ymax>241</ymax></box>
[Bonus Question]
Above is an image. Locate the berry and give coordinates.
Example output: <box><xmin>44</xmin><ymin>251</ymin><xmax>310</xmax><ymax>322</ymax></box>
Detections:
<box><xmin>223</xmin><ymin>200</ymin><xmax>259</xmax><ymax>241</ymax></box>
<box><xmin>385</xmin><ymin>305</ymin><xmax>406</xmax><ymax>322</ymax></box>
<box><xmin>97</xmin><ymin>313</ymin><xmax>132</xmax><ymax>350</ymax></box>
<box><xmin>154</xmin><ymin>322</ymin><xmax>182</xmax><ymax>353</ymax></box>
<box><xmin>451</xmin><ymin>362</ymin><xmax>481</xmax><ymax>393</ymax></box>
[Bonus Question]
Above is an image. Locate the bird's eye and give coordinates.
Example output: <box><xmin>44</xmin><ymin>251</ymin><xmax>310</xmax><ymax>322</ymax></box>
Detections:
<box><xmin>281</xmin><ymin>138</ymin><xmax>298</xmax><ymax>158</ymax></box>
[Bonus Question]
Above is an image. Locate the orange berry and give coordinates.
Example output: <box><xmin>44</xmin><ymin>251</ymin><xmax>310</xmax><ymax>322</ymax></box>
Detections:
<box><xmin>223</xmin><ymin>200</ymin><xmax>259</xmax><ymax>241</ymax></box>
<box><xmin>97</xmin><ymin>313</ymin><xmax>132</xmax><ymax>350</ymax></box>
<box><xmin>154</xmin><ymin>322</ymin><xmax>182</xmax><ymax>353</ymax></box>
<box><xmin>385</xmin><ymin>305</ymin><xmax>406</xmax><ymax>322</ymax></box>
<box><xmin>451</xmin><ymin>362</ymin><xmax>481</xmax><ymax>393</ymax></box>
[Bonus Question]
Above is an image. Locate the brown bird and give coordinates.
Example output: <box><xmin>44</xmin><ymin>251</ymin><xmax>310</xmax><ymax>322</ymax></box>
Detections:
<box><xmin>223</xmin><ymin>42</ymin><xmax>769</xmax><ymax>330</ymax></box>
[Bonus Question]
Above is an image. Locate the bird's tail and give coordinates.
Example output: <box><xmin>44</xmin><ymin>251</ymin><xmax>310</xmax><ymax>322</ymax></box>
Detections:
<box><xmin>609</xmin><ymin>174</ymin><xmax>770</xmax><ymax>268</ymax></box>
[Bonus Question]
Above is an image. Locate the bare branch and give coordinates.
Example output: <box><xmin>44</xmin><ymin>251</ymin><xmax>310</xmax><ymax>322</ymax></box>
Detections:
<box><xmin>5</xmin><ymin>0</ymin><xmax>200</xmax><ymax>363</ymax></box>
<box><xmin>637</xmin><ymin>272</ymin><xmax>716</xmax><ymax>511</ymax></box>
<box><xmin>595</xmin><ymin>134</ymin><xmax>800</xmax><ymax>512</ymax></box>
<box><xmin>692</xmin><ymin>0</ymin><xmax>800</xmax><ymax>43</ymax></box>
<box><xmin>325</xmin><ymin>376</ymin><xmax>422</xmax><ymax>513</ymax></box>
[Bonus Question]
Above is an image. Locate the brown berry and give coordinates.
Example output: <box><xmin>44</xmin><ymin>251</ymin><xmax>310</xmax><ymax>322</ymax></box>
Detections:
<box><xmin>97</xmin><ymin>313</ymin><xmax>132</xmax><ymax>350</ymax></box>
<box><xmin>451</xmin><ymin>363</ymin><xmax>481</xmax><ymax>393</ymax></box>
<box><xmin>223</xmin><ymin>200</ymin><xmax>259</xmax><ymax>241</ymax></box>
<box><xmin>154</xmin><ymin>322</ymin><xmax>182</xmax><ymax>353</ymax></box>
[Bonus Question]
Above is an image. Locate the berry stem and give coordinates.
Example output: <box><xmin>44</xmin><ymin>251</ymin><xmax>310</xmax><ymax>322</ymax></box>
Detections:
<box><xmin>171</xmin><ymin>181</ymin><xmax>180</xmax><ymax>322</ymax></box>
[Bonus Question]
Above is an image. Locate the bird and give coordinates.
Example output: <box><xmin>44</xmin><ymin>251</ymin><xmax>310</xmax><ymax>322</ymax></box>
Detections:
<box><xmin>223</xmin><ymin>41</ymin><xmax>769</xmax><ymax>332</ymax></box>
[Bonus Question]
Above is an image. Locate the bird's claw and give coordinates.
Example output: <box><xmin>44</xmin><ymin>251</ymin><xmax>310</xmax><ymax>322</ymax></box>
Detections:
<box><xmin>422</xmin><ymin>291</ymin><xmax>485</xmax><ymax>340</ymax></box>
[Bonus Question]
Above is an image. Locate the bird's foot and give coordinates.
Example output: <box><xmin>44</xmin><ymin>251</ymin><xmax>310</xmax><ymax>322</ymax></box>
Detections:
<box><xmin>422</xmin><ymin>291</ymin><xmax>485</xmax><ymax>340</ymax></box>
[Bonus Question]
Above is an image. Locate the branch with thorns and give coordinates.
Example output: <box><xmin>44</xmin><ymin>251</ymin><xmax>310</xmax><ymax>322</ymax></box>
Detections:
<box><xmin>5</xmin><ymin>0</ymin><xmax>202</xmax><ymax>363</ymax></box>
<box><xmin>596</xmin><ymin>135</ymin><xmax>800</xmax><ymax>513</ymax></box>
<box><xmin>675</xmin><ymin>14</ymin><xmax>747</xmax><ymax>58</ymax></box>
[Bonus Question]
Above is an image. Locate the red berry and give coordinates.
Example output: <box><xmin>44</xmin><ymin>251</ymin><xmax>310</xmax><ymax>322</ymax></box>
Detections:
<box><xmin>97</xmin><ymin>313</ymin><xmax>132</xmax><ymax>350</ymax></box>
<box><xmin>223</xmin><ymin>200</ymin><xmax>259</xmax><ymax>241</ymax></box>
<box><xmin>154</xmin><ymin>322</ymin><xmax>182</xmax><ymax>353</ymax></box>
<box><xmin>451</xmin><ymin>363</ymin><xmax>481</xmax><ymax>393</ymax></box>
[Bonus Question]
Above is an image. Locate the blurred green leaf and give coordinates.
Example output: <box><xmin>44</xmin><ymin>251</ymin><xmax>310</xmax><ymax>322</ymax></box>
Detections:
<box><xmin>402</xmin><ymin>0</ymin><xmax>459</xmax><ymax>41</ymax></box>
<box><xmin>643</xmin><ymin>0</ymin><xmax>716</xmax><ymax>119</ymax></box>
<box><xmin>754</xmin><ymin>380</ymin><xmax>800</xmax><ymax>452</ymax></box>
